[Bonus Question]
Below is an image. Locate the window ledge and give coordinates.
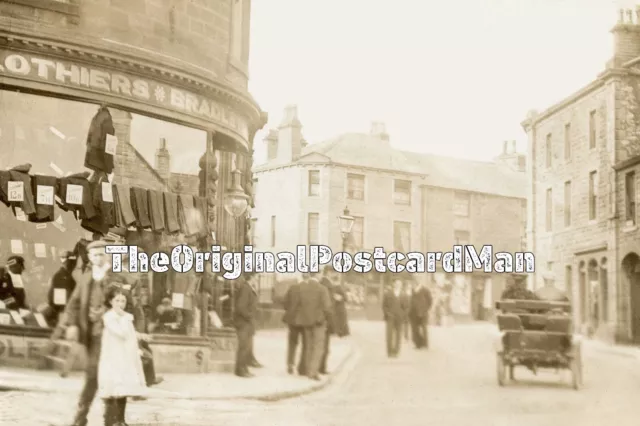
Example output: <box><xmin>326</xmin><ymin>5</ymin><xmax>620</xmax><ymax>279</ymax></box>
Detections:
<box><xmin>5</xmin><ymin>0</ymin><xmax>79</xmax><ymax>16</ymax></box>
<box><xmin>622</xmin><ymin>225</ymin><xmax>638</xmax><ymax>233</ymax></box>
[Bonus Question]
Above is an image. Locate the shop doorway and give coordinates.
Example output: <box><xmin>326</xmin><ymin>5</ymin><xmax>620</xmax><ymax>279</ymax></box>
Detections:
<box><xmin>471</xmin><ymin>277</ymin><xmax>486</xmax><ymax>321</ymax></box>
<box><xmin>622</xmin><ymin>253</ymin><xmax>640</xmax><ymax>343</ymax></box>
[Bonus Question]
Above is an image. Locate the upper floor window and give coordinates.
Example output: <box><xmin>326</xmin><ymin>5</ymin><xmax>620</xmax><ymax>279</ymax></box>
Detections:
<box><xmin>308</xmin><ymin>170</ymin><xmax>320</xmax><ymax>196</ymax></box>
<box><xmin>230</xmin><ymin>0</ymin><xmax>248</xmax><ymax>64</ymax></box>
<box><xmin>453</xmin><ymin>192</ymin><xmax>470</xmax><ymax>217</ymax></box>
<box><xmin>625</xmin><ymin>171</ymin><xmax>636</xmax><ymax>226</ymax></box>
<box><xmin>454</xmin><ymin>230</ymin><xmax>470</xmax><ymax>246</ymax></box>
<box><xmin>589</xmin><ymin>171</ymin><xmax>598</xmax><ymax>221</ymax></box>
<box><xmin>351</xmin><ymin>216</ymin><xmax>364</xmax><ymax>248</ymax></box>
<box><xmin>589</xmin><ymin>110</ymin><xmax>597</xmax><ymax>149</ymax></box>
<box><xmin>545</xmin><ymin>133</ymin><xmax>552</xmax><ymax>168</ymax></box>
<box><xmin>270</xmin><ymin>215</ymin><xmax>276</xmax><ymax>247</ymax></box>
<box><xmin>347</xmin><ymin>173</ymin><xmax>365</xmax><ymax>201</ymax></box>
<box><xmin>393</xmin><ymin>179</ymin><xmax>411</xmax><ymax>205</ymax></box>
<box><xmin>564</xmin><ymin>123</ymin><xmax>571</xmax><ymax>160</ymax></box>
<box><xmin>564</xmin><ymin>180</ymin><xmax>571</xmax><ymax>227</ymax></box>
<box><xmin>393</xmin><ymin>221</ymin><xmax>411</xmax><ymax>252</ymax></box>
<box><xmin>307</xmin><ymin>213</ymin><xmax>319</xmax><ymax>245</ymax></box>
<box><xmin>546</xmin><ymin>188</ymin><xmax>553</xmax><ymax>232</ymax></box>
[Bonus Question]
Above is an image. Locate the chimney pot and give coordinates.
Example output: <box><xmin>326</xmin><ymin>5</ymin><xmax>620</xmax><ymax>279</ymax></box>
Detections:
<box><xmin>627</xmin><ymin>9</ymin><xmax>633</xmax><ymax>24</ymax></box>
<box><xmin>370</xmin><ymin>121</ymin><xmax>390</xmax><ymax>142</ymax></box>
<box><xmin>512</xmin><ymin>140</ymin><xmax>517</xmax><ymax>153</ymax></box>
<box><xmin>620</xmin><ymin>9</ymin><xmax>625</xmax><ymax>23</ymax></box>
<box><xmin>503</xmin><ymin>141</ymin><xmax>508</xmax><ymax>154</ymax></box>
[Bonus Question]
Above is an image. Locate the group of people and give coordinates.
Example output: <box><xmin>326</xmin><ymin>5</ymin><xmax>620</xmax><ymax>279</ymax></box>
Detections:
<box><xmin>281</xmin><ymin>267</ymin><xmax>350</xmax><ymax>381</ymax></box>
<box><xmin>383</xmin><ymin>279</ymin><xmax>433</xmax><ymax>358</ymax></box>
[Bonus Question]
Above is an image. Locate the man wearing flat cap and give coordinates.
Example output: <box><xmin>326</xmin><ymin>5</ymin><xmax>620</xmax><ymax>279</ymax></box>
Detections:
<box><xmin>60</xmin><ymin>239</ymin><xmax>142</xmax><ymax>426</ymax></box>
<box><xmin>0</xmin><ymin>255</ymin><xmax>28</xmax><ymax>310</ymax></box>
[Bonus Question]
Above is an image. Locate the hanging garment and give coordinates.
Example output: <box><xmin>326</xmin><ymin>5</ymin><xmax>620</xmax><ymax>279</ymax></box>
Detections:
<box><xmin>56</xmin><ymin>172</ymin><xmax>96</xmax><ymax>220</ymax></box>
<box><xmin>147</xmin><ymin>190</ymin><xmax>165</xmax><ymax>232</ymax></box>
<box><xmin>29</xmin><ymin>175</ymin><xmax>58</xmax><ymax>223</ymax></box>
<box><xmin>84</xmin><ymin>106</ymin><xmax>116</xmax><ymax>174</ymax></box>
<box><xmin>130</xmin><ymin>187</ymin><xmax>151</xmax><ymax>229</ymax></box>
<box><xmin>163</xmin><ymin>192</ymin><xmax>180</xmax><ymax>234</ymax></box>
<box><xmin>113</xmin><ymin>184</ymin><xmax>136</xmax><ymax>227</ymax></box>
<box><xmin>81</xmin><ymin>177</ymin><xmax>116</xmax><ymax>235</ymax></box>
<box><xmin>193</xmin><ymin>197</ymin><xmax>208</xmax><ymax>235</ymax></box>
<box><xmin>0</xmin><ymin>164</ymin><xmax>37</xmax><ymax>215</ymax></box>
<box><xmin>177</xmin><ymin>194</ymin><xmax>195</xmax><ymax>235</ymax></box>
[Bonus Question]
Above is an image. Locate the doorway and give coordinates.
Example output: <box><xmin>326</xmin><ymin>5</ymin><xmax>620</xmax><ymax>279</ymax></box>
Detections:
<box><xmin>471</xmin><ymin>277</ymin><xmax>485</xmax><ymax>321</ymax></box>
<box><xmin>622</xmin><ymin>253</ymin><xmax>640</xmax><ymax>343</ymax></box>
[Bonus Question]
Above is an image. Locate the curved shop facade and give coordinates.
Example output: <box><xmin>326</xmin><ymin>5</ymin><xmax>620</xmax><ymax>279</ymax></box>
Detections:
<box><xmin>0</xmin><ymin>2</ymin><xmax>266</xmax><ymax>374</ymax></box>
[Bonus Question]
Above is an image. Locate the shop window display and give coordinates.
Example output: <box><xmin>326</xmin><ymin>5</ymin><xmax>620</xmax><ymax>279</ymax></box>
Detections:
<box><xmin>0</xmin><ymin>90</ymin><xmax>220</xmax><ymax>336</ymax></box>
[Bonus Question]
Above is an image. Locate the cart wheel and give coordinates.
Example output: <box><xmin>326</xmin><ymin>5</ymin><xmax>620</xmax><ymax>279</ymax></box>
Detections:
<box><xmin>509</xmin><ymin>364</ymin><xmax>515</xmax><ymax>381</ymax></box>
<box><xmin>570</xmin><ymin>353</ymin><xmax>583</xmax><ymax>390</ymax></box>
<box><xmin>497</xmin><ymin>354</ymin><xmax>507</xmax><ymax>386</ymax></box>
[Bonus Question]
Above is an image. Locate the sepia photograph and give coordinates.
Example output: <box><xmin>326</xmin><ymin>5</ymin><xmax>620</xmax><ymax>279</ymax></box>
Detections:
<box><xmin>0</xmin><ymin>0</ymin><xmax>639</xmax><ymax>425</ymax></box>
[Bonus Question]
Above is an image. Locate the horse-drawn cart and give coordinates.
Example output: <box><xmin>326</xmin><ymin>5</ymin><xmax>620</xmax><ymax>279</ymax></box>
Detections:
<box><xmin>494</xmin><ymin>299</ymin><xmax>583</xmax><ymax>390</ymax></box>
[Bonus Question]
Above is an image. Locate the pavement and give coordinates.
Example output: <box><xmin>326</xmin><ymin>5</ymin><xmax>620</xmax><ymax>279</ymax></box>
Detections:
<box><xmin>0</xmin><ymin>328</ymin><xmax>354</xmax><ymax>401</ymax></box>
<box><xmin>2</xmin><ymin>320</ymin><xmax>640</xmax><ymax>425</ymax></box>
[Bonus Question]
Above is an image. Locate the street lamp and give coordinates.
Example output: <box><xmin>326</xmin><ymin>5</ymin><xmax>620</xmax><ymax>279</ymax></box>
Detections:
<box><xmin>338</xmin><ymin>206</ymin><xmax>355</xmax><ymax>285</ymax></box>
<box><xmin>224</xmin><ymin>168</ymin><xmax>249</xmax><ymax>218</ymax></box>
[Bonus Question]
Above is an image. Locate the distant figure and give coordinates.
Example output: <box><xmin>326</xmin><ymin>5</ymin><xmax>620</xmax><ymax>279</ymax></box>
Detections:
<box><xmin>382</xmin><ymin>279</ymin><xmax>409</xmax><ymax>358</ymax></box>
<box><xmin>298</xmin><ymin>275</ymin><xmax>332</xmax><ymax>381</ymax></box>
<box><xmin>233</xmin><ymin>273</ymin><xmax>259</xmax><ymax>378</ymax></box>
<box><xmin>409</xmin><ymin>281</ymin><xmax>433</xmax><ymax>349</ymax></box>
<box><xmin>0</xmin><ymin>255</ymin><xmax>29</xmax><ymax>310</ymax></box>
<box><xmin>500</xmin><ymin>275</ymin><xmax>538</xmax><ymax>301</ymax></box>
<box><xmin>283</xmin><ymin>274</ymin><xmax>306</xmax><ymax>375</ymax></box>
<box><xmin>402</xmin><ymin>282</ymin><xmax>412</xmax><ymax>341</ymax></box>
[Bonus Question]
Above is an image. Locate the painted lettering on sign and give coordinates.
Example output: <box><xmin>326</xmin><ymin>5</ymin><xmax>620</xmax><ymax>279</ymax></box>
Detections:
<box><xmin>0</xmin><ymin>51</ymin><xmax>249</xmax><ymax>140</ymax></box>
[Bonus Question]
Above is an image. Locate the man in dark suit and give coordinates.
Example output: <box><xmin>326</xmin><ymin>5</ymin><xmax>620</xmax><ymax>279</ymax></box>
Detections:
<box><xmin>234</xmin><ymin>272</ymin><xmax>259</xmax><ymax>378</ymax></box>
<box><xmin>0</xmin><ymin>255</ymin><xmax>29</xmax><ymax>310</ymax></box>
<box><xmin>383</xmin><ymin>279</ymin><xmax>409</xmax><ymax>358</ymax></box>
<box><xmin>299</xmin><ymin>275</ymin><xmax>332</xmax><ymax>381</ymax></box>
<box><xmin>318</xmin><ymin>268</ymin><xmax>335</xmax><ymax>375</ymax></box>
<box><xmin>409</xmin><ymin>281</ymin><xmax>433</xmax><ymax>349</ymax></box>
<box><xmin>283</xmin><ymin>274</ymin><xmax>307</xmax><ymax>375</ymax></box>
<box><xmin>61</xmin><ymin>240</ymin><xmax>140</xmax><ymax>426</ymax></box>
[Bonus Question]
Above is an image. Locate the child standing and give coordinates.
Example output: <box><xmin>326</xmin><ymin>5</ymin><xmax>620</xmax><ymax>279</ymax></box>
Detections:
<box><xmin>98</xmin><ymin>287</ymin><xmax>148</xmax><ymax>426</ymax></box>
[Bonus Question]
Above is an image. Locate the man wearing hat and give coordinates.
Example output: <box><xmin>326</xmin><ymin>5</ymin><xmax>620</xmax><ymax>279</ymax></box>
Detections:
<box><xmin>0</xmin><ymin>255</ymin><xmax>28</xmax><ymax>310</ymax></box>
<box><xmin>535</xmin><ymin>271</ymin><xmax>569</xmax><ymax>302</ymax></box>
<box><xmin>46</xmin><ymin>251</ymin><xmax>78</xmax><ymax>326</ymax></box>
<box><xmin>60</xmin><ymin>239</ymin><xmax>142</xmax><ymax>426</ymax></box>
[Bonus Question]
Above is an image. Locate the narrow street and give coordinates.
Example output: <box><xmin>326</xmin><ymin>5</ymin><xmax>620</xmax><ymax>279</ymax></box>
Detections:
<box><xmin>2</xmin><ymin>321</ymin><xmax>639</xmax><ymax>426</ymax></box>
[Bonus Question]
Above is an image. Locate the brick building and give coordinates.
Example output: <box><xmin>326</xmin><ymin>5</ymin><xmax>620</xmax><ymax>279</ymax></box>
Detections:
<box><xmin>522</xmin><ymin>8</ymin><xmax>640</xmax><ymax>344</ymax></box>
<box><xmin>0</xmin><ymin>0</ymin><xmax>266</xmax><ymax>372</ymax></box>
<box><xmin>252</xmin><ymin>106</ymin><xmax>526</xmax><ymax>320</ymax></box>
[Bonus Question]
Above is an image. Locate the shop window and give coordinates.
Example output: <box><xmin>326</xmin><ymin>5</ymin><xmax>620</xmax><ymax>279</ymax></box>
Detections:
<box><xmin>0</xmin><ymin>89</ymin><xmax>230</xmax><ymax>336</ymax></box>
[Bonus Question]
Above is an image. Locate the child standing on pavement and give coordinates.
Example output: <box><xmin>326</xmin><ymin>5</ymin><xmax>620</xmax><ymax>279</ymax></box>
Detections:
<box><xmin>98</xmin><ymin>287</ymin><xmax>148</xmax><ymax>426</ymax></box>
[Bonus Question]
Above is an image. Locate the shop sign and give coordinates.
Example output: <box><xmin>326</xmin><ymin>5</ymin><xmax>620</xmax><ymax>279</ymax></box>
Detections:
<box><xmin>0</xmin><ymin>50</ymin><xmax>249</xmax><ymax>140</ymax></box>
<box><xmin>0</xmin><ymin>336</ymin><xmax>44</xmax><ymax>361</ymax></box>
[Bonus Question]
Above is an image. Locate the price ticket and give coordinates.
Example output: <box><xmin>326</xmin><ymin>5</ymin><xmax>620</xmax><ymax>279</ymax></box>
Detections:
<box><xmin>102</xmin><ymin>182</ymin><xmax>114</xmax><ymax>202</ymax></box>
<box><xmin>7</xmin><ymin>181</ymin><xmax>23</xmax><ymax>202</ymax></box>
<box><xmin>37</xmin><ymin>185</ymin><xmax>55</xmax><ymax>205</ymax></box>
<box><xmin>105</xmin><ymin>134</ymin><xmax>118</xmax><ymax>155</ymax></box>
<box><xmin>65</xmin><ymin>184</ymin><xmax>83</xmax><ymax>205</ymax></box>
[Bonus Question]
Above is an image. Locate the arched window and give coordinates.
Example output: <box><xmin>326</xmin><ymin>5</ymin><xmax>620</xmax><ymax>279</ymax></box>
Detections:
<box><xmin>600</xmin><ymin>257</ymin><xmax>608</xmax><ymax>322</ymax></box>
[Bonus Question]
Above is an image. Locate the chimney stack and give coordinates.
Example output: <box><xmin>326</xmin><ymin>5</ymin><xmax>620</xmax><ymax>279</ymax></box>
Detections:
<box><xmin>276</xmin><ymin>105</ymin><xmax>303</xmax><ymax>163</ymax></box>
<box><xmin>611</xmin><ymin>8</ymin><xmax>640</xmax><ymax>66</ymax></box>
<box><xmin>511</xmin><ymin>140</ymin><xmax>517</xmax><ymax>154</ymax></box>
<box><xmin>503</xmin><ymin>141</ymin><xmax>508</xmax><ymax>155</ymax></box>
<box><xmin>155</xmin><ymin>137</ymin><xmax>171</xmax><ymax>183</ymax></box>
<box><xmin>264</xmin><ymin>129</ymin><xmax>278</xmax><ymax>161</ymax></box>
<box><xmin>370</xmin><ymin>121</ymin><xmax>390</xmax><ymax>142</ymax></box>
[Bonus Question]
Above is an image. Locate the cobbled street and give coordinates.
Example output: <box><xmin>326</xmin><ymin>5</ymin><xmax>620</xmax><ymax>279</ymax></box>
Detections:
<box><xmin>2</xmin><ymin>321</ymin><xmax>639</xmax><ymax>426</ymax></box>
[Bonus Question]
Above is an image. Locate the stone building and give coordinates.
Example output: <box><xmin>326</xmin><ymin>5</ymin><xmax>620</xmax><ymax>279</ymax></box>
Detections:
<box><xmin>522</xmin><ymin>8</ymin><xmax>640</xmax><ymax>344</ymax></box>
<box><xmin>252</xmin><ymin>106</ymin><xmax>526</xmax><ymax>320</ymax></box>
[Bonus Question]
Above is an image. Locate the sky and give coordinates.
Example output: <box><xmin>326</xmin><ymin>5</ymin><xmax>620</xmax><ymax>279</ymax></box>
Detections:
<box><xmin>248</xmin><ymin>0</ymin><xmax>624</xmax><ymax>165</ymax></box>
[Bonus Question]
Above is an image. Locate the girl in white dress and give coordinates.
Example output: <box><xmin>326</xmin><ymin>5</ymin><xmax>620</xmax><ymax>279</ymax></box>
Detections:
<box><xmin>98</xmin><ymin>287</ymin><xmax>147</xmax><ymax>426</ymax></box>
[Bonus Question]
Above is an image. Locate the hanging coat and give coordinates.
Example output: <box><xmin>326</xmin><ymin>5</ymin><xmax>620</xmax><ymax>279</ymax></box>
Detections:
<box><xmin>84</xmin><ymin>106</ymin><xmax>116</xmax><ymax>174</ymax></box>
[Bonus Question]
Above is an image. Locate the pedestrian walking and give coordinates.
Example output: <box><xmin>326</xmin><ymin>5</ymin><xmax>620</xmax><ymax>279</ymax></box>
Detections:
<box><xmin>58</xmin><ymin>240</ymin><xmax>141</xmax><ymax>426</ymax></box>
<box><xmin>98</xmin><ymin>287</ymin><xmax>148</xmax><ymax>426</ymax></box>
<box><xmin>298</xmin><ymin>274</ymin><xmax>332</xmax><ymax>381</ymax></box>
<box><xmin>383</xmin><ymin>279</ymin><xmax>408</xmax><ymax>358</ymax></box>
<box><xmin>402</xmin><ymin>282</ymin><xmax>412</xmax><ymax>342</ymax></box>
<box><xmin>233</xmin><ymin>273</ymin><xmax>259</xmax><ymax>378</ymax></box>
<box><xmin>409</xmin><ymin>281</ymin><xmax>433</xmax><ymax>349</ymax></box>
<box><xmin>282</xmin><ymin>274</ymin><xmax>307</xmax><ymax>375</ymax></box>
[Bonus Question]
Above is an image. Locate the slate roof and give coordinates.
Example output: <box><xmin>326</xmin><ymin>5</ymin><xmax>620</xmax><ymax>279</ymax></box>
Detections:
<box><xmin>255</xmin><ymin>132</ymin><xmax>526</xmax><ymax>199</ymax></box>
